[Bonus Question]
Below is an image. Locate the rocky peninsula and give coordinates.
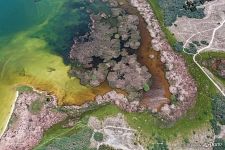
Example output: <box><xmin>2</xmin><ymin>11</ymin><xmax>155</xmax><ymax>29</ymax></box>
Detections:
<box><xmin>0</xmin><ymin>90</ymin><xmax>67</xmax><ymax>150</ymax></box>
<box><xmin>70</xmin><ymin>0</ymin><xmax>152</xmax><ymax>102</ymax></box>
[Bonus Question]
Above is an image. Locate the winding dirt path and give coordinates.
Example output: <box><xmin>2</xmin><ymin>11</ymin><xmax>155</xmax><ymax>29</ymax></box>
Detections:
<box><xmin>183</xmin><ymin>18</ymin><xmax>225</xmax><ymax>96</ymax></box>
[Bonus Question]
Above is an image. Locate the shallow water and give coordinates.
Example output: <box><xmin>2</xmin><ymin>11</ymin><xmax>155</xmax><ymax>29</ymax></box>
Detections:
<box><xmin>0</xmin><ymin>0</ymin><xmax>111</xmax><ymax>134</ymax></box>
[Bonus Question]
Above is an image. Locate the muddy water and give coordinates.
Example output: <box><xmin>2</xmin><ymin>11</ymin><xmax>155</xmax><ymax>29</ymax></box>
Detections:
<box><xmin>120</xmin><ymin>0</ymin><xmax>171</xmax><ymax>108</ymax></box>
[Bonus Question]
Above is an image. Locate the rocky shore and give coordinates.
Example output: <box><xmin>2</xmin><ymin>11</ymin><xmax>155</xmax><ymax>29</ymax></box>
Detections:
<box><xmin>0</xmin><ymin>90</ymin><xmax>67</xmax><ymax>150</ymax></box>
<box><xmin>130</xmin><ymin>0</ymin><xmax>197</xmax><ymax>120</ymax></box>
<box><xmin>70</xmin><ymin>0</ymin><xmax>152</xmax><ymax>102</ymax></box>
<box><xmin>0</xmin><ymin>88</ymin><xmax>142</xmax><ymax>150</ymax></box>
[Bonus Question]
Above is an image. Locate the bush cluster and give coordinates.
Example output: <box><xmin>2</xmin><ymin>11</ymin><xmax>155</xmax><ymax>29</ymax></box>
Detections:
<box><xmin>157</xmin><ymin>0</ymin><xmax>205</xmax><ymax>26</ymax></box>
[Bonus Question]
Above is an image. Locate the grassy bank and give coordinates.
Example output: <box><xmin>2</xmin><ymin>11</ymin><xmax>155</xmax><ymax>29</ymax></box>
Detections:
<box><xmin>148</xmin><ymin>0</ymin><xmax>177</xmax><ymax>46</ymax></box>
<box><xmin>196</xmin><ymin>51</ymin><xmax>225</xmax><ymax>86</ymax></box>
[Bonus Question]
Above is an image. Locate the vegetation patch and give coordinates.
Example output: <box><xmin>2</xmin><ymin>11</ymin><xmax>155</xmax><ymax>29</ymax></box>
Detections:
<box><xmin>196</xmin><ymin>51</ymin><xmax>225</xmax><ymax>85</ymax></box>
<box><xmin>150</xmin><ymin>0</ymin><xmax>205</xmax><ymax>26</ymax></box>
<box><xmin>144</xmin><ymin>83</ymin><xmax>150</xmax><ymax>92</ymax></box>
<box><xmin>29</xmin><ymin>99</ymin><xmax>43</xmax><ymax>114</ymax></box>
<box><xmin>213</xmin><ymin>138</ymin><xmax>225</xmax><ymax>150</ymax></box>
<box><xmin>211</xmin><ymin>95</ymin><xmax>225</xmax><ymax>125</ymax></box>
<box><xmin>16</xmin><ymin>85</ymin><xmax>33</xmax><ymax>93</ymax></box>
<box><xmin>99</xmin><ymin>144</ymin><xmax>115</xmax><ymax>150</ymax></box>
<box><xmin>93</xmin><ymin>132</ymin><xmax>104</xmax><ymax>142</ymax></box>
<box><xmin>148</xmin><ymin>137</ymin><xmax>169</xmax><ymax>150</ymax></box>
<box><xmin>35</xmin><ymin>121</ymin><xmax>93</xmax><ymax>150</ymax></box>
<box><xmin>41</xmin><ymin>127</ymin><xmax>93</xmax><ymax>150</ymax></box>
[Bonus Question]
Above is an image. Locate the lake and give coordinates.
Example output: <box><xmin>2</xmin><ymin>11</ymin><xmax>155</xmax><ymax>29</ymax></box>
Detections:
<box><xmin>0</xmin><ymin>0</ymin><xmax>111</xmax><ymax>135</ymax></box>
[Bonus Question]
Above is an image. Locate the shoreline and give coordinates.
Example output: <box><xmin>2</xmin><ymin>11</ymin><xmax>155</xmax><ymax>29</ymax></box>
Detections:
<box><xmin>0</xmin><ymin>85</ymin><xmax>58</xmax><ymax>139</ymax></box>
<box><xmin>0</xmin><ymin>88</ymin><xmax>67</xmax><ymax>149</ymax></box>
<box><xmin>0</xmin><ymin>91</ymin><xmax>18</xmax><ymax>138</ymax></box>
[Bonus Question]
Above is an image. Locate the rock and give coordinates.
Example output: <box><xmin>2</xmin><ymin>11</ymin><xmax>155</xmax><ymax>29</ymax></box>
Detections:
<box><xmin>109</xmin><ymin>0</ymin><xmax>118</xmax><ymax>7</ymax></box>
<box><xmin>70</xmin><ymin>4</ymin><xmax>151</xmax><ymax>101</ymax></box>
<box><xmin>119</xmin><ymin>1</ymin><xmax>124</xmax><ymax>5</ymax></box>
<box><xmin>100</xmin><ymin>12</ymin><xmax>107</xmax><ymax>19</ymax></box>
<box><xmin>149</xmin><ymin>54</ymin><xmax>155</xmax><ymax>59</ymax></box>
<box><xmin>111</xmin><ymin>8</ymin><xmax>124</xmax><ymax>17</ymax></box>
<box><xmin>114</xmin><ymin>34</ymin><xmax>120</xmax><ymax>39</ymax></box>
<box><xmin>121</xmin><ymin>34</ymin><xmax>129</xmax><ymax>41</ymax></box>
<box><xmin>160</xmin><ymin>104</ymin><xmax>171</xmax><ymax>115</ymax></box>
<box><xmin>169</xmin><ymin>86</ymin><xmax>178</xmax><ymax>94</ymax></box>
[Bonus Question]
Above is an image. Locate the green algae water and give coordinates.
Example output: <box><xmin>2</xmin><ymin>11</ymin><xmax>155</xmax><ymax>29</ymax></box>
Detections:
<box><xmin>0</xmin><ymin>0</ymin><xmax>111</xmax><ymax>135</ymax></box>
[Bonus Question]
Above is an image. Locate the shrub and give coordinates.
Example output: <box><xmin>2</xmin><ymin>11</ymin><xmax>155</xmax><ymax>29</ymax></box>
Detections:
<box><xmin>149</xmin><ymin>137</ymin><xmax>169</xmax><ymax>150</ymax></box>
<box><xmin>16</xmin><ymin>85</ymin><xmax>33</xmax><ymax>92</ymax></box>
<box><xmin>42</xmin><ymin>127</ymin><xmax>93</xmax><ymax>150</ymax></box>
<box><xmin>183</xmin><ymin>138</ymin><xmax>190</xmax><ymax>144</ymax></box>
<box><xmin>156</xmin><ymin>0</ymin><xmax>205</xmax><ymax>26</ymax></box>
<box><xmin>211</xmin><ymin>95</ymin><xmax>225</xmax><ymax>125</ymax></box>
<box><xmin>170</xmin><ymin>94</ymin><xmax>178</xmax><ymax>104</ymax></box>
<box><xmin>210</xmin><ymin>118</ymin><xmax>221</xmax><ymax>135</ymax></box>
<box><xmin>192</xmin><ymin>41</ymin><xmax>201</xmax><ymax>46</ymax></box>
<box><xmin>186</xmin><ymin>43</ymin><xmax>197</xmax><ymax>54</ymax></box>
<box><xmin>144</xmin><ymin>83</ymin><xmax>150</xmax><ymax>92</ymax></box>
<box><xmin>173</xmin><ymin>41</ymin><xmax>184</xmax><ymax>52</ymax></box>
<box><xmin>213</xmin><ymin>138</ymin><xmax>225</xmax><ymax>150</ymax></box>
<box><xmin>94</xmin><ymin>132</ymin><xmax>104</xmax><ymax>142</ymax></box>
<box><xmin>200</xmin><ymin>40</ymin><xmax>209</xmax><ymax>45</ymax></box>
<box><xmin>99</xmin><ymin>144</ymin><xmax>115</xmax><ymax>150</ymax></box>
<box><xmin>29</xmin><ymin>99</ymin><xmax>43</xmax><ymax>114</ymax></box>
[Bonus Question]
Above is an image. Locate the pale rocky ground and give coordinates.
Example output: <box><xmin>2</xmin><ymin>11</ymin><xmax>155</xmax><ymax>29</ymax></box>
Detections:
<box><xmin>169</xmin><ymin>0</ymin><xmax>225</xmax><ymax>52</ymax></box>
<box><xmin>168</xmin><ymin>124</ymin><xmax>215</xmax><ymax>150</ymax></box>
<box><xmin>0</xmin><ymin>91</ymin><xmax>67</xmax><ymax>150</ymax></box>
<box><xmin>88</xmin><ymin>113</ymin><xmax>144</xmax><ymax>150</ymax></box>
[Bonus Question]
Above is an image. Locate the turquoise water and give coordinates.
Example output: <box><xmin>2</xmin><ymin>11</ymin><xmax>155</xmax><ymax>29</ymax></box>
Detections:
<box><xmin>0</xmin><ymin>0</ymin><xmax>51</xmax><ymax>37</ymax></box>
<box><xmin>0</xmin><ymin>0</ymin><xmax>110</xmax><ymax>135</ymax></box>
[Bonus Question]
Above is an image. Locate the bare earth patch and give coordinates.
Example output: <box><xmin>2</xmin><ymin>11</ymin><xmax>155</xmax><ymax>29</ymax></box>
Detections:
<box><xmin>169</xmin><ymin>0</ymin><xmax>225</xmax><ymax>51</ymax></box>
<box><xmin>168</xmin><ymin>124</ymin><xmax>215</xmax><ymax>150</ymax></box>
<box><xmin>88</xmin><ymin>113</ymin><xmax>144</xmax><ymax>150</ymax></box>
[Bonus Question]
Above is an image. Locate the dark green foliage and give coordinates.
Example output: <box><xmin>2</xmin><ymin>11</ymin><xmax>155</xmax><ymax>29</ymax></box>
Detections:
<box><xmin>213</xmin><ymin>138</ymin><xmax>225</xmax><ymax>150</ymax></box>
<box><xmin>211</xmin><ymin>95</ymin><xmax>225</xmax><ymax>125</ymax></box>
<box><xmin>183</xmin><ymin>137</ymin><xmax>190</xmax><ymax>144</ymax></box>
<box><xmin>16</xmin><ymin>85</ymin><xmax>33</xmax><ymax>92</ymax></box>
<box><xmin>93</xmin><ymin>132</ymin><xmax>104</xmax><ymax>142</ymax></box>
<box><xmin>173</xmin><ymin>41</ymin><xmax>184</xmax><ymax>52</ymax></box>
<box><xmin>29</xmin><ymin>99</ymin><xmax>43</xmax><ymax>114</ymax></box>
<box><xmin>99</xmin><ymin>144</ymin><xmax>115</xmax><ymax>150</ymax></box>
<box><xmin>144</xmin><ymin>83</ymin><xmax>150</xmax><ymax>92</ymax></box>
<box><xmin>200</xmin><ymin>40</ymin><xmax>209</xmax><ymax>45</ymax></box>
<box><xmin>186</xmin><ymin>43</ymin><xmax>197</xmax><ymax>54</ymax></box>
<box><xmin>170</xmin><ymin>94</ymin><xmax>178</xmax><ymax>104</ymax></box>
<box><xmin>149</xmin><ymin>137</ymin><xmax>169</xmax><ymax>150</ymax></box>
<box><xmin>210</xmin><ymin>118</ymin><xmax>221</xmax><ymax>135</ymax></box>
<box><xmin>192</xmin><ymin>41</ymin><xmax>201</xmax><ymax>46</ymax></box>
<box><xmin>42</xmin><ymin>127</ymin><xmax>93</xmax><ymax>150</ymax></box>
<box><xmin>156</xmin><ymin>0</ymin><xmax>205</xmax><ymax>26</ymax></box>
